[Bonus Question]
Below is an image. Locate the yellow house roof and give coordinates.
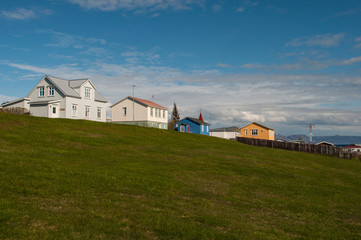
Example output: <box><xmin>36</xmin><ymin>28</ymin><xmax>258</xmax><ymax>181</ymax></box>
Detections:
<box><xmin>241</xmin><ymin>122</ymin><xmax>274</xmax><ymax>131</ymax></box>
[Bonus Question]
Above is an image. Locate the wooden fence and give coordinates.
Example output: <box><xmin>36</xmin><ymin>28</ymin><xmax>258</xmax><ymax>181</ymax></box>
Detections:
<box><xmin>236</xmin><ymin>137</ymin><xmax>355</xmax><ymax>159</ymax></box>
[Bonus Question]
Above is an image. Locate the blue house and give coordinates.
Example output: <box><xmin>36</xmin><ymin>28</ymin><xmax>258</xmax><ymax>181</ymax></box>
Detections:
<box><xmin>174</xmin><ymin>117</ymin><xmax>210</xmax><ymax>136</ymax></box>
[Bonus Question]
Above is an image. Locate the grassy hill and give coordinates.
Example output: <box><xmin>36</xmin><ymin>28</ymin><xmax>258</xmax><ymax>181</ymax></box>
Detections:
<box><xmin>0</xmin><ymin>113</ymin><xmax>360</xmax><ymax>239</ymax></box>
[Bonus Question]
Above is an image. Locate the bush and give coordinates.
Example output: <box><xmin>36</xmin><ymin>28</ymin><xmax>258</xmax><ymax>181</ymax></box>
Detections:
<box><xmin>0</xmin><ymin>107</ymin><xmax>30</xmax><ymax>115</ymax></box>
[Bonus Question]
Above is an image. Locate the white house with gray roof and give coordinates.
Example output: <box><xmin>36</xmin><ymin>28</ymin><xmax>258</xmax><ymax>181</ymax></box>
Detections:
<box><xmin>1</xmin><ymin>75</ymin><xmax>108</xmax><ymax>122</ymax></box>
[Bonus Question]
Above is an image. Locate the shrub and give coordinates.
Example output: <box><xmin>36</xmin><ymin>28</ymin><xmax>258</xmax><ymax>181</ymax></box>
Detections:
<box><xmin>0</xmin><ymin>107</ymin><xmax>30</xmax><ymax>115</ymax></box>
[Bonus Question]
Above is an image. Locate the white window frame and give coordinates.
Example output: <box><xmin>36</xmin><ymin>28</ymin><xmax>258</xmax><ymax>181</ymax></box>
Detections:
<box><xmin>48</xmin><ymin>86</ymin><xmax>55</xmax><ymax>96</ymax></box>
<box><xmin>84</xmin><ymin>87</ymin><xmax>91</xmax><ymax>99</ymax></box>
<box><xmin>245</xmin><ymin>129</ymin><xmax>248</xmax><ymax>136</ymax></box>
<box><xmin>39</xmin><ymin>87</ymin><xmax>44</xmax><ymax>97</ymax></box>
<box><xmin>201</xmin><ymin>125</ymin><xmax>204</xmax><ymax>132</ymax></box>
<box><xmin>150</xmin><ymin>108</ymin><xmax>154</xmax><ymax>117</ymax></box>
<box><xmin>180</xmin><ymin>125</ymin><xmax>185</xmax><ymax>132</ymax></box>
<box><xmin>72</xmin><ymin>104</ymin><xmax>78</xmax><ymax>116</ymax></box>
<box><xmin>163</xmin><ymin>110</ymin><xmax>165</xmax><ymax>118</ymax></box>
<box><xmin>97</xmin><ymin>107</ymin><xmax>102</xmax><ymax>119</ymax></box>
<box><xmin>85</xmin><ymin>106</ymin><xmax>90</xmax><ymax>118</ymax></box>
<box><xmin>251</xmin><ymin>129</ymin><xmax>258</xmax><ymax>136</ymax></box>
<box><xmin>123</xmin><ymin>107</ymin><xmax>127</xmax><ymax>116</ymax></box>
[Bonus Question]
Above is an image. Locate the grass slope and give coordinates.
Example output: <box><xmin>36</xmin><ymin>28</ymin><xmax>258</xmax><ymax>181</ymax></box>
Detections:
<box><xmin>0</xmin><ymin>113</ymin><xmax>360</xmax><ymax>239</ymax></box>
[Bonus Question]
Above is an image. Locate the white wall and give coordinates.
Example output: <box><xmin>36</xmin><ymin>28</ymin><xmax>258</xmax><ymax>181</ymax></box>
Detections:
<box><xmin>211</xmin><ymin>131</ymin><xmax>239</xmax><ymax>140</ymax></box>
<box><xmin>2</xmin><ymin>99</ymin><xmax>30</xmax><ymax>111</ymax></box>
<box><xmin>65</xmin><ymin>97</ymin><xmax>107</xmax><ymax>122</ymax></box>
<box><xmin>111</xmin><ymin>98</ymin><xmax>168</xmax><ymax>124</ymax></box>
<box><xmin>147</xmin><ymin>106</ymin><xmax>168</xmax><ymax>124</ymax></box>
<box><xmin>112</xmin><ymin>98</ymin><xmax>147</xmax><ymax>122</ymax></box>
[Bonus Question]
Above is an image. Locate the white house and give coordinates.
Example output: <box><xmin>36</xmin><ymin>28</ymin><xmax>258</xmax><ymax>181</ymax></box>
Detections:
<box><xmin>344</xmin><ymin>145</ymin><xmax>361</xmax><ymax>154</ymax></box>
<box><xmin>111</xmin><ymin>96</ymin><xmax>168</xmax><ymax>129</ymax></box>
<box><xmin>210</xmin><ymin>126</ymin><xmax>240</xmax><ymax>140</ymax></box>
<box><xmin>1</xmin><ymin>75</ymin><xmax>108</xmax><ymax>122</ymax></box>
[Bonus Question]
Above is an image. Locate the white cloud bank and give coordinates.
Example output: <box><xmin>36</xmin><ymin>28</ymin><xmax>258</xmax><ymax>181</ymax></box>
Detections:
<box><xmin>3</xmin><ymin>60</ymin><xmax>361</xmax><ymax>136</ymax></box>
<box><xmin>286</xmin><ymin>33</ymin><xmax>345</xmax><ymax>48</ymax></box>
<box><xmin>68</xmin><ymin>0</ymin><xmax>205</xmax><ymax>12</ymax></box>
<box><xmin>0</xmin><ymin>8</ymin><xmax>52</xmax><ymax>20</ymax></box>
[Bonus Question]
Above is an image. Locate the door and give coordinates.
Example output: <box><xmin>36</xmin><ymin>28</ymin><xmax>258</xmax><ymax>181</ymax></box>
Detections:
<box><xmin>48</xmin><ymin>104</ymin><xmax>59</xmax><ymax>118</ymax></box>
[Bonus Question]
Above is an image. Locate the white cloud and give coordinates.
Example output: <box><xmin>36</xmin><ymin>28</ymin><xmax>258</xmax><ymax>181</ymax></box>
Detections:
<box><xmin>243</xmin><ymin>1</ymin><xmax>258</xmax><ymax>7</ymax></box>
<box><xmin>68</xmin><ymin>0</ymin><xmax>205</xmax><ymax>12</ymax></box>
<box><xmin>0</xmin><ymin>7</ymin><xmax>52</xmax><ymax>20</ymax></box>
<box><xmin>1</xmin><ymin>8</ymin><xmax>36</xmax><ymax>20</ymax></box>
<box><xmin>340</xmin><ymin>56</ymin><xmax>361</xmax><ymax>65</ymax></box>
<box><xmin>0</xmin><ymin>94</ymin><xmax>17</xmax><ymax>104</ymax></box>
<box><xmin>286</xmin><ymin>33</ymin><xmax>345</xmax><ymax>48</ymax></box>
<box><xmin>236</xmin><ymin>7</ymin><xmax>245</xmax><ymax>12</ymax></box>
<box><xmin>86</xmin><ymin>38</ymin><xmax>107</xmax><ymax>45</ymax></box>
<box><xmin>120</xmin><ymin>51</ymin><xmax>160</xmax><ymax>64</ymax></box>
<box><xmin>38</xmin><ymin>30</ymin><xmax>110</xmax><ymax>57</ymax></box>
<box><xmin>354</xmin><ymin>36</ymin><xmax>361</xmax><ymax>49</ymax></box>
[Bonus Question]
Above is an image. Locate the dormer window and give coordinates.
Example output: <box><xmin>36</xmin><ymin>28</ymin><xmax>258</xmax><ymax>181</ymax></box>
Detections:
<box><xmin>39</xmin><ymin>87</ymin><xmax>44</xmax><ymax>97</ymax></box>
<box><xmin>85</xmin><ymin>87</ymin><xmax>91</xmax><ymax>98</ymax></box>
<box><xmin>48</xmin><ymin>86</ymin><xmax>55</xmax><ymax>96</ymax></box>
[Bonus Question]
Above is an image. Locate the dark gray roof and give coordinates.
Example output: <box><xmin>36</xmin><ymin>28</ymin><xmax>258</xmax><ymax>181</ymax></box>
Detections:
<box><xmin>183</xmin><ymin>117</ymin><xmax>210</xmax><ymax>126</ymax></box>
<box><xmin>210</xmin><ymin>126</ymin><xmax>239</xmax><ymax>132</ymax></box>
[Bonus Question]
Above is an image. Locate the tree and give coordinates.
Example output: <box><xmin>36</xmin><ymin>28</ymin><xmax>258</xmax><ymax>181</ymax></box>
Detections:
<box><xmin>168</xmin><ymin>102</ymin><xmax>180</xmax><ymax>130</ymax></box>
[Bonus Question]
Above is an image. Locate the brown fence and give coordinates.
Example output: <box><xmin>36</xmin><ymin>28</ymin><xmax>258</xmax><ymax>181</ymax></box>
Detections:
<box><xmin>236</xmin><ymin>137</ymin><xmax>355</xmax><ymax>159</ymax></box>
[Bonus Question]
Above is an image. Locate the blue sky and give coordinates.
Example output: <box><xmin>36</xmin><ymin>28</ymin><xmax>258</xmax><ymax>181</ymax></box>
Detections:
<box><xmin>1</xmin><ymin>0</ymin><xmax>361</xmax><ymax>136</ymax></box>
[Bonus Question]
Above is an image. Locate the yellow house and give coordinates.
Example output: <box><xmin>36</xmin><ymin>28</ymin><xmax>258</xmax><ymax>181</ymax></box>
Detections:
<box><xmin>239</xmin><ymin>122</ymin><xmax>275</xmax><ymax>140</ymax></box>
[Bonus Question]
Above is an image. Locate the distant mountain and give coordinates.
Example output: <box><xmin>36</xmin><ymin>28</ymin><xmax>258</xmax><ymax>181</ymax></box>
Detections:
<box><xmin>275</xmin><ymin>134</ymin><xmax>361</xmax><ymax>145</ymax></box>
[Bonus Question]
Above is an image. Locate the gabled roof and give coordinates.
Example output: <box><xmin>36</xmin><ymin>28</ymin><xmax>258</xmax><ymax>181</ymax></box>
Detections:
<box><xmin>110</xmin><ymin>96</ymin><xmax>167</xmax><ymax>109</ymax></box>
<box><xmin>344</xmin><ymin>145</ymin><xmax>361</xmax><ymax>149</ymax></box>
<box><xmin>26</xmin><ymin>75</ymin><xmax>107</xmax><ymax>103</ymax></box>
<box><xmin>178</xmin><ymin>117</ymin><xmax>210</xmax><ymax>126</ymax></box>
<box><xmin>241</xmin><ymin>122</ymin><xmax>274</xmax><ymax>131</ymax></box>
<box><xmin>210</xmin><ymin>126</ymin><xmax>239</xmax><ymax>132</ymax></box>
<box><xmin>315</xmin><ymin>141</ymin><xmax>335</xmax><ymax>146</ymax></box>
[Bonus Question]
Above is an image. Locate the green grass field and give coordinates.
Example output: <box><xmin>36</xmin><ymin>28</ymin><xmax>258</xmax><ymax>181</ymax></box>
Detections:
<box><xmin>0</xmin><ymin>113</ymin><xmax>360</xmax><ymax>239</ymax></box>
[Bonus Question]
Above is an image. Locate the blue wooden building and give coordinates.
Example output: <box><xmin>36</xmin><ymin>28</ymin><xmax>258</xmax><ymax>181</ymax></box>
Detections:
<box><xmin>174</xmin><ymin>117</ymin><xmax>210</xmax><ymax>135</ymax></box>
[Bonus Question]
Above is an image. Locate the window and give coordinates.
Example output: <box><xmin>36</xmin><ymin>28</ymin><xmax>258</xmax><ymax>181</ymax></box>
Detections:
<box><xmin>123</xmin><ymin>107</ymin><xmax>127</xmax><ymax>116</ymax></box>
<box><xmin>48</xmin><ymin>86</ymin><xmax>55</xmax><ymax>96</ymax></box>
<box><xmin>155</xmin><ymin>108</ymin><xmax>158</xmax><ymax>117</ymax></box>
<box><xmin>150</xmin><ymin>108</ymin><xmax>154</xmax><ymax>117</ymax></box>
<box><xmin>251</xmin><ymin>129</ymin><xmax>258</xmax><ymax>136</ymax></box>
<box><xmin>85</xmin><ymin>88</ymin><xmax>91</xmax><ymax>98</ymax></box>
<box><xmin>163</xmin><ymin>110</ymin><xmax>165</xmax><ymax>118</ymax></box>
<box><xmin>39</xmin><ymin>87</ymin><xmax>44</xmax><ymax>97</ymax></box>
<box><xmin>201</xmin><ymin>125</ymin><xmax>204</xmax><ymax>132</ymax></box>
<box><xmin>85</xmin><ymin>106</ymin><xmax>90</xmax><ymax>118</ymax></box>
<box><xmin>97</xmin><ymin>108</ymin><xmax>102</xmax><ymax>119</ymax></box>
<box><xmin>180</xmin><ymin>125</ymin><xmax>185</xmax><ymax>132</ymax></box>
<box><xmin>206</xmin><ymin>126</ymin><xmax>208</xmax><ymax>132</ymax></box>
<box><xmin>72</xmin><ymin>104</ymin><xmax>78</xmax><ymax>116</ymax></box>
<box><xmin>52</xmin><ymin>107</ymin><xmax>56</xmax><ymax>114</ymax></box>
<box><xmin>245</xmin><ymin>129</ymin><xmax>248</xmax><ymax>136</ymax></box>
